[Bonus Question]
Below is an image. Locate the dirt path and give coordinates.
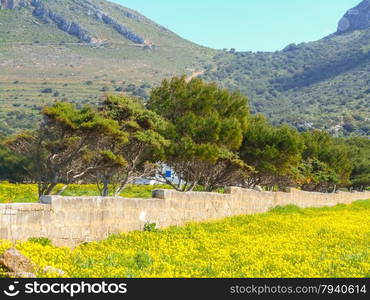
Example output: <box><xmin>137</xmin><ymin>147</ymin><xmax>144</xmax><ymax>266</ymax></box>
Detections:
<box><xmin>186</xmin><ymin>70</ymin><xmax>205</xmax><ymax>82</ymax></box>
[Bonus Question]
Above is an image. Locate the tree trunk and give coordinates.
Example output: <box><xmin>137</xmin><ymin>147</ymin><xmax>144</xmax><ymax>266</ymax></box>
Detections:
<box><xmin>38</xmin><ymin>182</ymin><xmax>58</xmax><ymax>200</ymax></box>
<box><xmin>114</xmin><ymin>175</ymin><xmax>129</xmax><ymax>197</ymax></box>
<box><xmin>94</xmin><ymin>173</ymin><xmax>112</xmax><ymax>197</ymax></box>
<box><xmin>57</xmin><ymin>185</ymin><xmax>68</xmax><ymax>195</ymax></box>
<box><xmin>102</xmin><ymin>178</ymin><xmax>109</xmax><ymax>197</ymax></box>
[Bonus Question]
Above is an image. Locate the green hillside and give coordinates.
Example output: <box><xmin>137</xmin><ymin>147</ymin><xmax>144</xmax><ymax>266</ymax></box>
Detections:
<box><xmin>0</xmin><ymin>0</ymin><xmax>215</xmax><ymax>134</ymax></box>
<box><xmin>202</xmin><ymin>27</ymin><xmax>370</xmax><ymax>137</ymax></box>
<box><xmin>0</xmin><ymin>0</ymin><xmax>369</xmax><ymax>137</ymax></box>
<box><xmin>201</xmin><ymin>0</ymin><xmax>370</xmax><ymax>137</ymax></box>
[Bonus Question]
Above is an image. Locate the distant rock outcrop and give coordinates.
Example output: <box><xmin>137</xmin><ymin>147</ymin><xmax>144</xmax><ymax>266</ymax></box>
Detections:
<box><xmin>31</xmin><ymin>0</ymin><xmax>92</xmax><ymax>43</ymax></box>
<box><xmin>0</xmin><ymin>0</ymin><xmax>146</xmax><ymax>45</ymax></box>
<box><xmin>72</xmin><ymin>0</ymin><xmax>146</xmax><ymax>44</ymax></box>
<box><xmin>99</xmin><ymin>13</ymin><xmax>145</xmax><ymax>44</ymax></box>
<box><xmin>0</xmin><ymin>0</ymin><xmax>29</xmax><ymax>9</ymax></box>
<box><xmin>337</xmin><ymin>0</ymin><xmax>370</xmax><ymax>33</ymax></box>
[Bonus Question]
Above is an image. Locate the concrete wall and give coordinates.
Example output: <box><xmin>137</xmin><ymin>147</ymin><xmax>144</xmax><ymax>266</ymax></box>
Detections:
<box><xmin>0</xmin><ymin>188</ymin><xmax>369</xmax><ymax>247</ymax></box>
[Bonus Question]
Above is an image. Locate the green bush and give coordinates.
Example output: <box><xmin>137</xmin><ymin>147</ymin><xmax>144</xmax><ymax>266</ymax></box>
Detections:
<box><xmin>144</xmin><ymin>222</ymin><xmax>157</xmax><ymax>232</ymax></box>
<box><xmin>28</xmin><ymin>237</ymin><xmax>52</xmax><ymax>246</ymax></box>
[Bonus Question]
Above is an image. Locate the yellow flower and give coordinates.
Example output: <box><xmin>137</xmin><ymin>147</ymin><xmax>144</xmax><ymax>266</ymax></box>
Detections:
<box><xmin>0</xmin><ymin>186</ymin><xmax>369</xmax><ymax>278</ymax></box>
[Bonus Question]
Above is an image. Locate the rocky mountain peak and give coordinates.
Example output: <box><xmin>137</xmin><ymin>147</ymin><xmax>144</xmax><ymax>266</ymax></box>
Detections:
<box><xmin>0</xmin><ymin>0</ymin><xmax>147</xmax><ymax>45</ymax></box>
<box><xmin>0</xmin><ymin>0</ymin><xmax>29</xmax><ymax>9</ymax></box>
<box><xmin>337</xmin><ymin>0</ymin><xmax>370</xmax><ymax>33</ymax></box>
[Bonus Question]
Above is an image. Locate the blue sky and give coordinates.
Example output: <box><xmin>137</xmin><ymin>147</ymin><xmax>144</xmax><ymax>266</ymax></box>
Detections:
<box><xmin>113</xmin><ymin>0</ymin><xmax>360</xmax><ymax>51</ymax></box>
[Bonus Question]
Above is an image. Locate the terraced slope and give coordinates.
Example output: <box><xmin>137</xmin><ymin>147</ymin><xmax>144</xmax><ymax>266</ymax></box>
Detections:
<box><xmin>0</xmin><ymin>0</ymin><xmax>215</xmax><ymax>134</ymax></box>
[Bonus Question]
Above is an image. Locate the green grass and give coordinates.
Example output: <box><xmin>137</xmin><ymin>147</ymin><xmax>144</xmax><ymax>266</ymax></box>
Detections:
<box><xmin>4</xmin><ymin>199</ymin><xmax>369</xmax><ymax>278</ymax></box>
<box><xmin>58</xmin><ymin>184</ymin><xmax>173</xmax><ymax>198</ymax></box>
<box><xmin>0</xmin><ymin>183</ymin><xmax>38</xmax><ymax>203</ymax></box>
<box><xmin>0</xmin><ymin>183</ymin><xmax>173</xmax><ymax>203</ymax></box>
<box><xmin>0</xmin><ymin>1</ymin><xmax>216</xmax><ymax>135</ymax></box>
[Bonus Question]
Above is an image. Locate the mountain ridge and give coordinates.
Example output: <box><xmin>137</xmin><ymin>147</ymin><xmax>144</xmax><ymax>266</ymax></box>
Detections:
<box><xmin>0</xmin><ymin>0</ymin><xmax>215</xmax><ymax>134</ymax></box>
<box><xmin>337</xmin><ymin>0</ymin><xmax>370</xmax><ymax>33</ymax></box>
<box><xmin>0</xmin><ymin>0</ymin><xmax>168</xmax><ymax>45</ymax></box>
<box><xmin>201</xmin><ymin>0</ymin><xmax>370</xmax><ymax>137</ymax></box>
<box><xmin>0</xmin><ymin>0</ymin><xmax>369</xmax><ymax>137</ymax></box>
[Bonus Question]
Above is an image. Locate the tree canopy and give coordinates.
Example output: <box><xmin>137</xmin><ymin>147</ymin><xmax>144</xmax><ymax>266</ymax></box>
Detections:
<box><xmin>1</xmin><ymin>76</ymin><xmax>368</xmax><ymax>194</ymax></box>
<box><xmin>90</xmin><ymin>95</ymin><xmax>169</xmax><ymax>196</ymax></box>
<box><xmin>299</xmin><ymin>130</ymin><xmax>353</xmax><ymax>192</ymax></box>
<box><xmin>345</xmin><ymin>137</ymin><xmax>370</xmax><ymax>189</ymax></box>
<box><xmin>148</xmin><ymin>76</ymin><xmax>251</xmax><ymax>191</ymax></box>
<box><xmin>239</xmin><ymin>115</ymin><xmax>304</xmax><ymax>189</ymax></box>
<box><xmin>0</xmin><ymin>134</ymin><xmax>28</xmax><ymax>182</ymax></box>
<box><xmin>5</xmin><ymin>102</ymin><xmax>125</xmax><ymax>196</ymax></box>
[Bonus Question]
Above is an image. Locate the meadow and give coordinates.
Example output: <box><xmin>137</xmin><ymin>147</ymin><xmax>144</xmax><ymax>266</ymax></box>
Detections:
<box><xmin>0</xmin><ymin>182</ymin><xmax>173</xmax><ymax>203</ymax></box>
<box><xmin>0</xmin><ymin>199</ymin><xmax>369</xmax><ymax>278</ymax></box>
<box><xmin>0</xmin><ymin>183</ymin><xmax>225</xmax><ymax>203</ymax></box>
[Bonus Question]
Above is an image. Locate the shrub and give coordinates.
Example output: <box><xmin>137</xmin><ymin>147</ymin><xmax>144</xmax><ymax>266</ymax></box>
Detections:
<box><xmin>143</xmin><ymin>222</ymin><xmax>157</xmax><ymax>232</ymax></box>
<box><xmin>28</xmin><ymin>237</ymin><xmax>52</xmax><ymax>247</ymax></box>
<box><xmin>41</xmin><ymin>88</ymin><xmax>53</xmax><ymax>94</ymax></box>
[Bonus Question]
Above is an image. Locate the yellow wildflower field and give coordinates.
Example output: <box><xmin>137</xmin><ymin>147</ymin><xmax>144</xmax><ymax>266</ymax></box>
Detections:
<box><xmin>1</xmin><ymin>200</ymin><xmax>369</xmax><ymax>278</ymax></box>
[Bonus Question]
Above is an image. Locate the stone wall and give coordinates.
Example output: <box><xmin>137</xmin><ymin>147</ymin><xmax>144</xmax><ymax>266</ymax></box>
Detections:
<box><xmin>0</xmin><ymin>188</ymin><xmax>369</xmax><ymax>247</ymax></box>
